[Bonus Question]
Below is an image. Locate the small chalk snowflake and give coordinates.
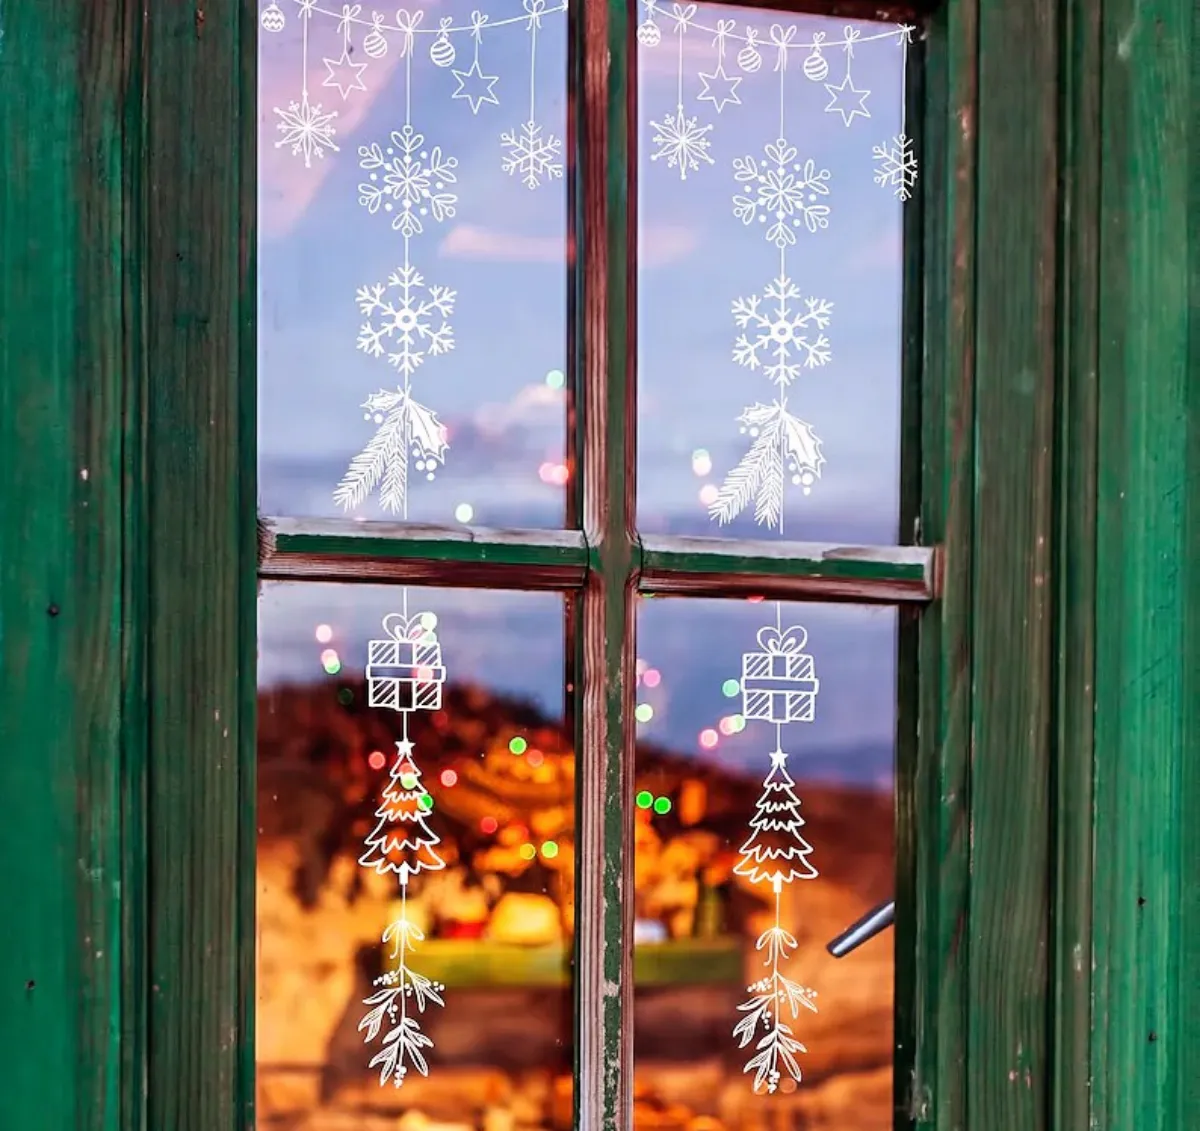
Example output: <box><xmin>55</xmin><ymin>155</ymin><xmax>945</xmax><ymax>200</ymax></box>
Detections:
<box><xmin>733</xmin><ymin>139</ymin><xmax>831</xmax><ymax>247</ymax></box>
<box><xmin>356</xmin><ymin>266</ymin><xmax>456</xmax><ymax>378</ymax></box>
<box><xmin>873</xmin><ymin>134</ymin><xmax>918</xmax><ymax>200</ymax></box>
<box><xmin>358</xmin><ymin>126</ymin><xmax>459</xmax><ymax>237</ymax></box>
<box><xmin>649</xmin><ymin>106</ymin><xmax>714</xmax><ymax>181</ymax></box>
<box><xmin>501</xmin><ymin>120</ymin><xmax>564</xmax><ymax>189</ymax></box>
<box><xmin>732</xmin><ymin>275</ymin><xmax>833</xmax><ymax>387</ymax></box>
<box><xmin>274</xmin><ymin>94</ymin><xmax>339</xmax><ymax>168</ymax></box>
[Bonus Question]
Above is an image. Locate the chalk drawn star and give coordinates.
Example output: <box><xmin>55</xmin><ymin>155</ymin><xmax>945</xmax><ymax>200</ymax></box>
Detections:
<box><xmin>823</xmin><ymin>75</ymin><xmax>871</xmax><ymax>126</ymax></box>
<box><xmin>697</xmin><ymin>61</ymin><xmax>742</xmax><ymax>114</ymax></box>
<box><xmin>451</xmin><ymin>59</ymin><xmax>501</xmax><ymax>114</ymax></box>
<box><xmin>322</xmin><ymin>46</ymin><xmax>369</xmax><ymax>101</ymax></box>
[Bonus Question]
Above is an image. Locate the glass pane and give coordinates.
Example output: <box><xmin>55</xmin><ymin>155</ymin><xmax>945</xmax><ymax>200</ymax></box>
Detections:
<box><xmin>257</xmin><ymin>583</ymin><xmax>574</xmax><ymax>1126</ymax></box>
<box><xmin>634</xmin><ymin>597</ymin><xmax>896</xmax><ymax>1129</ymax></box>
<box><xmin>637</xmin><ymin>4</ymin><xmax>914</xmax><ymax>544</ymax></box>
<box><xmin>259</xmin><ymin>0</ymin><xmax>570</xmax><ymax>527</ymax></box>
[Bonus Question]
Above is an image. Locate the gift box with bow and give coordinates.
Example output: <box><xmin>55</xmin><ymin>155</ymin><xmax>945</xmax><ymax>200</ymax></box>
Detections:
<box><xmin>741</xmin><ymin>625</ymin><xmax>819</xmax><ymax>724</ymax></box>
<box><xmin>366</xmin><ymin>612</ymin><xmax>446</xmax><ymax>713</ymax></box>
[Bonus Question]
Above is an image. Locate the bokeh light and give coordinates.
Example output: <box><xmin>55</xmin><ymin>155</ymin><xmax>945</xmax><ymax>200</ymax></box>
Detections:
<box><xmin>509</xmin><ymin>736</ymin><xmax>528</xmax><ymax>755</ymax></box>
<box><xmin>368</xmin><ymin>750</ymin><xmax>386</xmax><ymax>770</ymax></box>
<box><xmin>315</xmin><ymin>623</ymin><xmax>333</xmax><ymax>643</ymax></box>
<box><xmin>440</xmin><ymin>769</ymin><xmax>458</xmax><ymax>787</ymax></box>
<box><xmin>454</xmin><ymin>502</ymin><xmax>474</xmax><ymax>523</ymax></box>
<box><xmin>699</xmin><ymin>728</ymin><xmax>719</xmax><ymax>749</ymax></box>
<box><xmin>635</xmin><ymin>703</ymin><xmax>654</xmax><ymax>723</ymax></box>
<box><xmin>636</xmin><ymin>790</ymin><xmax>653</xmax><ymax>809</ymax></box>
<box><xmin>691</xmin><ymin>448</ymin><xmax>712</xmax><ymax>476</ymax></box>
<box><xmin>698</xmin><ymin>484</ymin><xmax>719</xmax><ymax>506</ymax></box>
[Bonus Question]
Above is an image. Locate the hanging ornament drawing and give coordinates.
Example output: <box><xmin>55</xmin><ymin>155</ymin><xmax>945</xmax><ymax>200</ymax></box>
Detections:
<box><xmin>873</xmin><ymin>26</ymin><xmax>918</xmax><ymax>199</ymax></box>
<box><xmin>453</xmin><ymin>12</ymin><xmax>502</xmax><ymax>114</ymax></box>
<box><xmin>802</xmin><ymin>30</ymin><xmax>828</xmax><ymax>81</ymax></box>
<box><xmin>636</xmin><ymin>2</ymin><xmax>916</xmax><ymax>196</ymax></box>
<box><xmin>737</xmin><ymin>28</ymin><xmax>763</xmax><ymax>74</ymax></box>
<box><xmin>261</xmin><ymin>1</ymin><xmax>285</xmax><ymax>33</ymax></box>
<box><xmin>267</xmin><ymin>0</ymin><xmax>568</xmax><ymax>179</ymax></box>
<box><xmin>697</xmin><ymin>19</ymin><xmax>743</xmax><ymax>115</ymax></box>
<box><xmin>729</xmin><ymin>617</ymin><xmax>821</xmax><ymax>1094</ymax></box>
<box><xmin>431</xmin><ymin>17</ymin><xmax>457</xmax><ymax>66</ymax></box>
<box><xmin>501</xmin><ymin>0</ymin><xmax>564</xmax><ymax>188</ymax></box>
<box><xmin>648</xmin><ymin>4</ymin><xmax>714</xmax><ymax>180</ymax></box>
<box><xmin>637</xmin><ymin>0</ymin><xmax>662</xmax><ymax>46</ymax></box>
<box><xmin>823</xmin><ymin>26</ymin><xmax>871</xmax><ymax>126</ymax></box>
<box><xmin>364</xmin><ymin>13</ymin><xmax>390</xmax><ymax>58</ymax></box>
<box><xmin>358</xmin><ymin>612</ymin><xmax>450</xmax><ymax>1087</ymax></box>
<box><xmin>711</xmin><ymin>24</ymin><xmax>831</xmax><ymax>529</ymax></box>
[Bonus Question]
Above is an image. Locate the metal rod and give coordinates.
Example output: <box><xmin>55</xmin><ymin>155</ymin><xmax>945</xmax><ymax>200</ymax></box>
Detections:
<box><xmin>826</xmin><ymin>899</ymin><xmax>895</xmax><ymax>958</ymax></box>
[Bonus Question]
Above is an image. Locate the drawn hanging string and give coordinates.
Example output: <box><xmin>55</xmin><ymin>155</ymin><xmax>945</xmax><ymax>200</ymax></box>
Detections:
<box><xmin>268</xmin><ymin>0</ymin><xmax>341</xmax><ymax>167</ymax></box>
<box><xmin>647</xmin><ymin>3</ymin><xmax>714</xmax><ymax>180</ymax></box>
<box><xmin>697</xmin><ymin>18</ymin><xmax>742</xmax><ymax>114</ymax></box>
<box><xmin>715</xmin><ymin>23</ymin><xmax>831</xmax><ymax>528</ymax></box>
<box><xmin>872</xmin><ymin>24</ymin><xmax>919</xmax><ymax>200</ymax></box>
<box><xmin>452</xmin><ymin>11</ymin><xmax>501</xmax><ymax>114</ymax></box>
<box><xmin>824</xmin><ymin>24</ymin><xmax>870</xmax><ymax>126</ymax></box>
<box><xmin>266</xmin><ymin>0</ymin><xmax>568</xmax><ymax>169</ymax></box>
<box><xmin>731</xmin><ymin>611</ymin><xmax>821</xmax><ymax>1092</ymax></box>
<box><xmin>500</xmin><ymin>0</ymin><xmax>564</xmax><ymax>188</ymax></box>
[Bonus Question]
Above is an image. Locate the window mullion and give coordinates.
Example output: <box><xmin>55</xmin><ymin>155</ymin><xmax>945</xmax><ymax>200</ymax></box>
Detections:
<box><xmin>573</xmin><ymin>1</ymin><xmax>637</xmax><ymax>1129</ymax></box>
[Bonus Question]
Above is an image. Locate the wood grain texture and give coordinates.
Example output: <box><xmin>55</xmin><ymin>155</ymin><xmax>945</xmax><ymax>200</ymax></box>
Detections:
<box><xmin>572</xmin><ymin>3</ymin><xmax>638</xmax><ymax>1131</ymax></box>
<box><xmin>1051</xmin><ymin>0</ymin><xmax>1100</xmax><ymax>1125</ymax></box>
<box><xmin>142</xmin><ymin>3</ymin><xmax>256</xmax><ymax>1129</ymax></box>
<box><xmin>894</xmin><ymin>6</ymin><xmax>976</xmax><ymax>1129</ymax></box>
<box><xmin>1091</xmin><ymin>0</ymin><xmax>1199</xmax><ymax>1127</ymax></box>
<box><xmin>969</xmin><ymin>1</ymin><xmax>1058</xmax><ymax>1128</ymax></box>
<box><xmin>0</xmin><ymin>4</ymin><xmax>128</xmax><ymax>1130</ymax></box>
<box><xmin>640</xmin><ymin>536</ymin><xmax>934</xmax><ymax>602</ymax></box>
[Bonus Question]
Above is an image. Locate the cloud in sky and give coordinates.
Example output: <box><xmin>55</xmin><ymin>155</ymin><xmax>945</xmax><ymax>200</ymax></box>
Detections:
<box><xmin>439</xmin><ymin>221</ymin><xmax>698</xmax><ymax>268</ymax></box>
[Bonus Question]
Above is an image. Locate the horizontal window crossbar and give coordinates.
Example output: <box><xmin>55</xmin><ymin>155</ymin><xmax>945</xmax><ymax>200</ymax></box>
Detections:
<box><xmin>260</xmin><ymin>517</ymin><xmax>936</xmax><ymax>603</ymax></box>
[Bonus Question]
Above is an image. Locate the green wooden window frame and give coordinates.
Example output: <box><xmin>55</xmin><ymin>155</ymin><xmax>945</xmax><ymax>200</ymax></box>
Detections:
<box><xmin>2</xmin><ymin>2</ymin><xmax>1197</xmax><ymax>1131</ymax></box>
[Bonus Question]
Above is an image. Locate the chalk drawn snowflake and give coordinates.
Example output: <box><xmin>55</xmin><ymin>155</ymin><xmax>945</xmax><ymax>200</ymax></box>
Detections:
<box><xmin>358</xmin><ymin>126</ymin><xmax>459</xmax><ymax>237</ymax></box>
<box><xmin>501</xmin><ymin>120</ymin><xmax>564</xmax><ymax>189</ymax></box>
<box><xmin>356</xmin><ymin>266</ymin><xmax>456</xmax><ymax>378</ymax></box>
<box><xmin>733</xmin><ymin>139</ymin><xmax>831</xmax><ymax>247</ymax></box>
<box><xmin>732</xmin><ymin>275</ymin><xmax>833</xmax><ymax>387</ymax></box>
<box><xmin>872</xmin><ymin>134</ymin><xmax>918</xmax><ymax>201</ymax></box>
<box><xmin>649</xmin><ymin>106</ymin><xmax>715</xmax><ymax>180</ymax></box>
<box><xmin>274</xmin><ymin>94</ymin><xmax>339</xmax><ymax>168</ymax></box>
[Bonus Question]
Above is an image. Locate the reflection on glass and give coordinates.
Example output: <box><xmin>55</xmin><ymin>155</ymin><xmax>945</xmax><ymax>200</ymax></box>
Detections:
<box><xmin>257</xmin><ymin>583</ymin><xmax>573</xmax><ymax>1127</ymax></box>
<box><xmin>259</xmin><ymin>1</ymin><xmax>569</xmax><ymax>527</ymax></box>
<box><xmin>637</xmin><ymin>5</ymin><xmax>909</xmax><ymax>544</ymax></box>
<box><xmin>634</xmin><ymin>597</ymin><xmax>895</xmax><ymax>1131</ymax></box>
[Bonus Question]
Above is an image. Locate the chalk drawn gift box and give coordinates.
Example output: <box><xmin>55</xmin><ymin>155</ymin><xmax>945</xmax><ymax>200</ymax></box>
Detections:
<box><xmin>741</xmin><ymin>625</ymin><xmax>819</xmax><ymax>725</ymax></box>
<box><xmin>366</xmin><ymin>612</ymin><xmax>446</xmax><ymax>713</ymax></box>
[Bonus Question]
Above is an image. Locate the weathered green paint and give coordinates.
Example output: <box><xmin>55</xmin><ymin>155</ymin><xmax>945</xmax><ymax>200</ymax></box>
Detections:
<box><xmin>969</xmin><ymin>0</ymin><xmax>1059</xmax><ymax>1127</ymax></box>
<box><xmin>0</xmin><ymin>2</ymin><xmax>130</xmax><ymax>1129</ymax></box>
<box><xmin>2</xmin><ymin>1</ymin><xmax>1199</xmax><ymax>1128</ymax></box>
<box><xmin>1091</xmin><ymin>1</ymin><xmax>1200</xmax><ymax>1128</ymax></box>
<box><xmin>1051</xmin><ymin>0</ymin><xmax>1100</xmax><ymax>1126</ymax></box>
<box><xmin>896</xmin><ymin>5</ymin><xmax>975</xmax><ymax>1129</ymax></box>
<box><xmin>142</xmin><ymin>4</ymin><xmax>256</xmax><ymax>1131</ymax></box>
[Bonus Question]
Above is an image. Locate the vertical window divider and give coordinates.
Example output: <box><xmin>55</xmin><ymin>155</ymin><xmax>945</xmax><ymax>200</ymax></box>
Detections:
<box><xmin>573</xmin><ymin>1</ymin><xmax>639</xmax><ymax>1130</ymax></box>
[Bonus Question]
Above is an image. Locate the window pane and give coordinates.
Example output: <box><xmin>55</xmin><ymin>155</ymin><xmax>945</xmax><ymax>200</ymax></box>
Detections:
<box><xmin>637</xmin><ymin>5</ymin><xmax>913</xmax><ymax>544</ymax></box>
<box><xmin>257</xmin><ymin>582</ymin><xmax>574</xmax><ymax>1126</ymax></box>
<box><xmin>634</xmin><ymin>597</ymin><xmax>895</xmax><ymax>1129</ymax></box>
<box><xmin>259</xmin><ymin>0</ymin><xmax>570</xmax><ymax>527</ymax></box>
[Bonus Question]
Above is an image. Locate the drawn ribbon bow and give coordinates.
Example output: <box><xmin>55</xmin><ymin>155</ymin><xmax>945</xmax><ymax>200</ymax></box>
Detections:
<box><xmin>755</xmin><ymin>625</ymin><xmax>809</xmax><ymax>656</ymax></box>
<box><xmin>381</xmin><ymin>612</ymin><xmax>436</xmax><ymax>644</ymax></box>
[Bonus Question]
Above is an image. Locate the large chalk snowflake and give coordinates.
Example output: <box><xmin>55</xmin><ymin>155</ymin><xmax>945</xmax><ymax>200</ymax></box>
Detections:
<box><xmin>358</xmin><ymin>126</ymin><xmax>459</xmax><ymax>237</ymax></box>
<box><xmin>732</xmin><ymin>275</ymin><xmax>833</xmax><ymax>387</ymax></box>
<box><xmin>356</xmin><ymin>266</ymin><xmax>456</xmax><ymax>378</ymax></box>
<box><xmin>501</xmin><ymin>120</ymin><xmax>564</xmax><ymax>189</ymax></box>
<box><xmin>733</xmin><ymin>139</ymin><xmax>831</xmax><ymax>247</ymax></box>
<box><xmin>649</xmin><ymin>106</ymin><xmax>715</xmax><ymax>181</ymax></box>
<box><xmin>873</xmin><ymin>134</ymin><xmax>918</xmax><ymax>201</ymax></box>
<box><xmin>274</xmin><ymin>94</ymin><xmax>339</xmax><ymax>168</ymax></box>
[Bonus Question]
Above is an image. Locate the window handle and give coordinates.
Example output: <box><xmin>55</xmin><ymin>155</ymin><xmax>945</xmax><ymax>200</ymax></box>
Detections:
<box><xmin>826</xmin><ymin>899</ymin><xmax>895</xmax><ymax>958</ymax></box>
